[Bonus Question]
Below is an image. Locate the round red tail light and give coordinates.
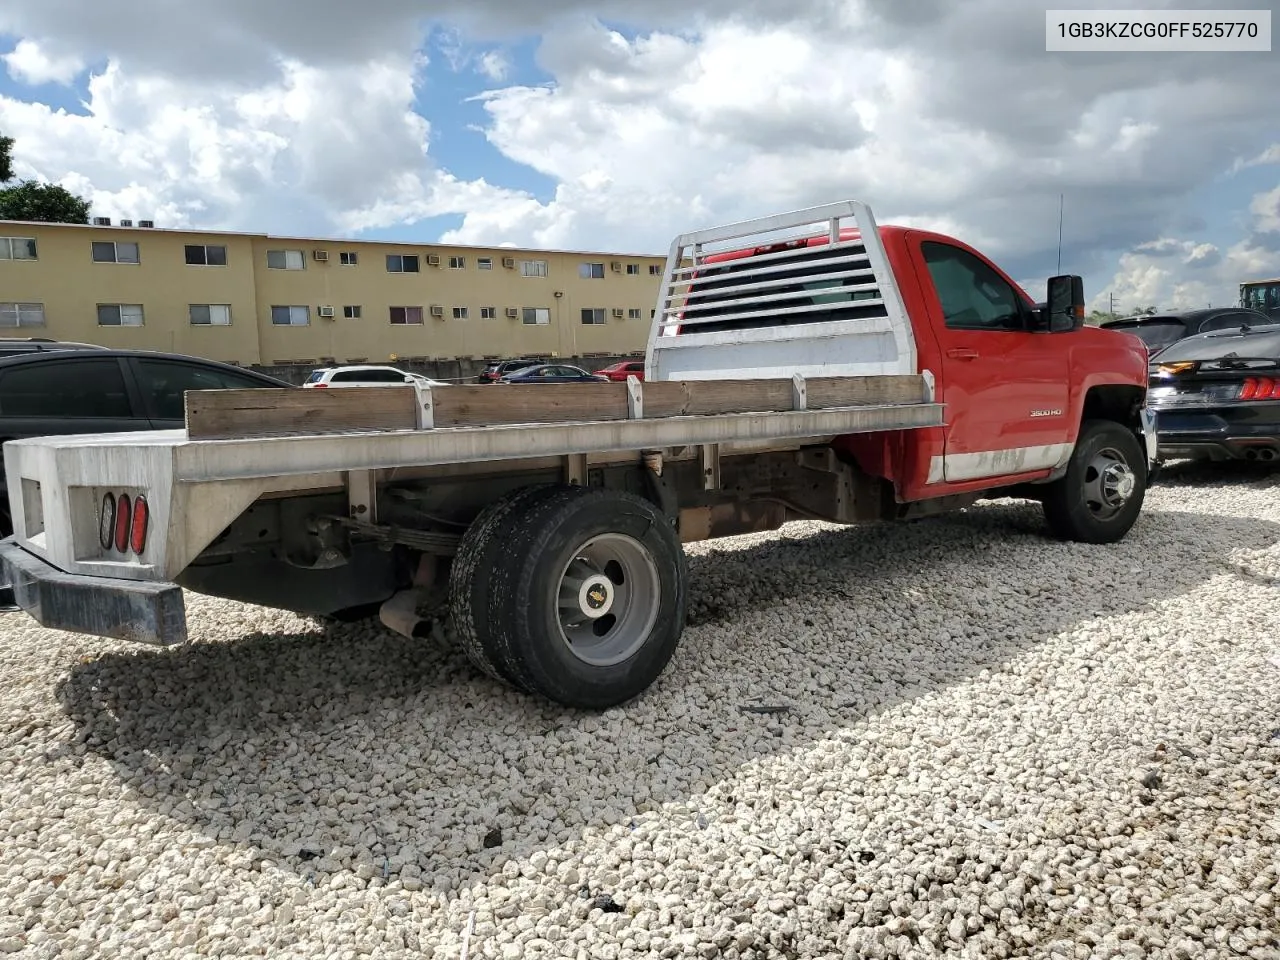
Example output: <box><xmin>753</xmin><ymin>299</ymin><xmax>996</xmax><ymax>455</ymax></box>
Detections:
<box><xmin>130</xmin><ymin>496</ymin><xmax>149</xmax><ymax>555</ymax></box>
<box><xmin>99</xmin><ymin>493</ymin><xmax>117</xmax><ymax>550</ymax></box>
<box><xmin>114</xmin><ymin>493</ymin><xmax>132</xmax><ymax>553</ymax></box>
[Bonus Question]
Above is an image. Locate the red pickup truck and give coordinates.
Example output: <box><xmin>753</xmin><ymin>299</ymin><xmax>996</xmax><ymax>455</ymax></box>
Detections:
<box><xmin>1</xmin><ymin>199</ymin><xmax>1154</xmax><ymax>709</ymax></box>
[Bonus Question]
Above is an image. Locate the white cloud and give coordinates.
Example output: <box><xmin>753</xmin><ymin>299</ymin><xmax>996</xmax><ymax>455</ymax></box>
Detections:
<box><xmin>1</xmin><ymin>38</ymin><xmax>84</xmax><ymax>86</ymax></box>
<box><xmin>0</xmin><ymin>0</ymin><xmax>1276</xmax><ymax>312</ymax></box>
<box><xmin>1249</xmin><ymin>184</ymin><xmax>1280</xmax><ymax>235</ymax></box>
<box><xmin>1091</xmin><ymin>185</ymin><xmax>1280</xmax><ymax>313</ymax></box>
<box><xmin>475</xmin><ymin>51</ymin><xmax>510</xmax><ymax>81</ymax></box>
<box><xmin>1231</xmin><ymin>142</ymin><xmax>1280</xmax><ymax>172</ymax></box>
<box><xmin>0</xmin><ymin>55</ymin><xmax>523</xmax><ymax>234</ymax></box>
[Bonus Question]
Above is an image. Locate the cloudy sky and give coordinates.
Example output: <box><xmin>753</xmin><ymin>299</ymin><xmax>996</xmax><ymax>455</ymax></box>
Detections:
<box><xmin>0</xmin><ymin>0</ymin><xmax>1277</xmax><ymax>313</ymax></box>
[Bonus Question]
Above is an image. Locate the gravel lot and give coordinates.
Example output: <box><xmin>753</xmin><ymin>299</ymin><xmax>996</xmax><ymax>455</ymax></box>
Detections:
<box><xmin>2</xmin><ymin>462</ymin><xmax>1278</xmax><ymax>960</ymax></box>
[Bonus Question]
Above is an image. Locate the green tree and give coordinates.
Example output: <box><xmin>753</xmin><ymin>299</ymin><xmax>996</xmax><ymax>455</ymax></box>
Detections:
<box><xmin>0</xmin><ymin>133</ymin><xmax>12</xmax><ymax>183</ymax></box>
<box><xmin>0</xmin><ymin>180</ymin><xmax>90</xmax><ymax>224</ymax></box>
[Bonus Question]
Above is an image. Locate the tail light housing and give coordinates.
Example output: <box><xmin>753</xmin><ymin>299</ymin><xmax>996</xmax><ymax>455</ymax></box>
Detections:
<box><xmin>99</xmin><ymin>492</ymin><xmax>117</xmax><ymax>550</ymax></box>
<box><xmin>1239</xmin><ymin>377</ymin><xmax>1280</xmax><ymax>400</ymax></box>
<box><xmin>113</xmin><ymin>493</ymin><xmax>132</xmax><ymax>552</ymax></box>
<box><xmin>96</xmin><ymin>489</ymin><xmax>152</xmax><ymax>556</ymax></box>
<box><xmin>130</xmin><ymin>497</ymin><xmax>149</xmax><ymax>554</ymax></box>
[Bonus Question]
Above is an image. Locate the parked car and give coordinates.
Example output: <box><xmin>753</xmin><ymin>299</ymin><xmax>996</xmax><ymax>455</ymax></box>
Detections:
<box><xmin>477</xmin><ymin>359</ymin><xmax>540</xmax><ymax>383</ymax></box>
<box><xmin>0</xmin><ymin>349</ymin><xmax>290</xmax><ymax>537</ymax></box>
<box><xmin>0</xmin><ymin>337</ymin><xmax>107</xmax><ymax>358</ymax></box>
<box><xmin>498</xmin><ymin>363</ymin><xmax>610</xmax><ymax>384</ymax></box>
<box><xmin>304</xmin><ymin>365</ymin><xmax>447</xmax><ymax>388</ymax></box>
<box><xmin>1100</xmin><ymin>307</ymin><xmax>1274</xmax><ymax>359</ymax></box>
<box><xmin>1147</xmin><ymin>322</ymin><xmax>1280</xmax><ymax>462</ymax></box>
<box><xmin>594</xmin><ymin>360</ymin><xmax>646</xmax><ymax>381</ymax></box>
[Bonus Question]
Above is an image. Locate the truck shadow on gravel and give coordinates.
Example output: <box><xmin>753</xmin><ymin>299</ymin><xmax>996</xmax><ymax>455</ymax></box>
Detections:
<box><xmin>52</xmin><ymin>500</ymin><xmax>1278</xmax><ymax>895</ymax></box>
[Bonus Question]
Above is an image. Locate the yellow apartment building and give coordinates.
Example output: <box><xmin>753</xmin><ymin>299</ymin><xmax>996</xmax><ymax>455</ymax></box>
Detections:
<box><xmin>0</xmin><ymin>218</ymin><xmax>669</xmax><ymax>367</ymax></box>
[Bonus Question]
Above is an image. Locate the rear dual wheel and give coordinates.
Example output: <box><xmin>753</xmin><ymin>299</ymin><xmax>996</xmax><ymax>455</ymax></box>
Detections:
<box><xmin>449</xmin><ymin>485</ymin><xmax>687</xmax><ymax>709</ymax></box>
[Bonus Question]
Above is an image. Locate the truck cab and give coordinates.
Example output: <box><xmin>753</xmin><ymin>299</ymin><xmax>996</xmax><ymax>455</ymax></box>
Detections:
<box><xmin>648</xmin><ymin>203</ymin><xmax>1154</xmax><ymax>530</ymax></box>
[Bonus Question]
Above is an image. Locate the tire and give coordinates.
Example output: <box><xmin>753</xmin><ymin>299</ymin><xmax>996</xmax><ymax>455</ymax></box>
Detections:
<box><xmin>448</xmin><ymin>484</ymin><xmax>560</xmax><ymax>687</ymax></box>
<box><xmin>1042</xmin><ymin>419</ymin><xmax>1147</xmax><ymax>544</ymax></box>
<box><xmin>485</xmin><ymin>486</ymin><xmax>688</xmax><ymax>710</ymax></box>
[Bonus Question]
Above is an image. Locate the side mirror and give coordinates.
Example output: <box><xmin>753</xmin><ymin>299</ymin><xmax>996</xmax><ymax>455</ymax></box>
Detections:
<box><xmin>1046</xmin><ymin>275</ymin><xmax>1085</xmax><ymax>332</ymax></box>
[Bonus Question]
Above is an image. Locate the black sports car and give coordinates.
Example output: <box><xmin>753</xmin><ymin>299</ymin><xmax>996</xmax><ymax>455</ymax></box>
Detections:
<box><xmin>1147</xmin><ymin>323</ymin><xmax>1280</xmax><ymax>462</ymax></box>
<box><xmin>1101</xmin><ymin>306</ymin><xmax>1274</xmax><ymax>359</ymax></box>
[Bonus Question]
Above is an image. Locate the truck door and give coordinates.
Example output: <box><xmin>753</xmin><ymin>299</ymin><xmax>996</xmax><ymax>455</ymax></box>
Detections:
<box><xmin>911</xmin><ymin>237</ymin><xmax>1071</xmax><ymax>483</ymax></box>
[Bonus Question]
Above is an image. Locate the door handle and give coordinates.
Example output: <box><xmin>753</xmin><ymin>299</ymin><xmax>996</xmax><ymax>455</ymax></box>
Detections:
<box><xmin>947</xmin><ymin>347</ymin><xmax>979</xmax><ymax>360</ymax></box>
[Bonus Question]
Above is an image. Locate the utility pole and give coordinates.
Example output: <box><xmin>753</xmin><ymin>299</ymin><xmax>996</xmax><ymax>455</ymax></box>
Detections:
<box><xmin>1108</xmin><ymin>292</ymin><xmax>1117</xmax><ymax>319</ymax></box>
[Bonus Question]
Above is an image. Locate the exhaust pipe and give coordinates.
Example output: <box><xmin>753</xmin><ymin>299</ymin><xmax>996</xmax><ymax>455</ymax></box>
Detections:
<box><xmin>1260</xmin><ymin>448</ymin><xmax>1278</xmax><ymax>462</ymax></box>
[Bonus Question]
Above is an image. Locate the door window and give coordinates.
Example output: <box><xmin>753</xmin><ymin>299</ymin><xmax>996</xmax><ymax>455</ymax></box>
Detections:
<box><xmin>921</xmin><ymin>242</ymin><xmax>1026</xmax><ymax>331</ymax></box>
<box><xmin>0</xmin><ymin>358</ymin><xmax>132</xmax><ymax>418</ymax></box>
<box><xmin>134</xmin><ymin>359</ymin><xmax>269</xmax><ymax>420</ymax></box>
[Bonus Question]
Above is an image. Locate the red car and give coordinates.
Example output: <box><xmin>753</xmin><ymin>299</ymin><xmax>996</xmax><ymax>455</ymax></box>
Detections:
<box><xmin>594</xmin><ymin>360</ymin><xmax>646</xmax><ymax>381</ymax></box>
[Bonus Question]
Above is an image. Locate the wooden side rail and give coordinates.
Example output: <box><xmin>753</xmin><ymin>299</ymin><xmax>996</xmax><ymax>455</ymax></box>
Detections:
<box><xmin>184</xmin><ymin>374</ymin><xmax>932</xmax><ymax>441</ymax></box>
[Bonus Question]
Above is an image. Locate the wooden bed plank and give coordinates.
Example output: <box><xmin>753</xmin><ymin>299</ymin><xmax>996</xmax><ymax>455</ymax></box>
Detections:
<box><xmin>185</xmin><ymin>375</ymin><xmax>931</xmax><ymax>440</ymax></box>
<box><xmin>185</xmin><ymin>386</ymin><xmax>418</xmax><ymax>440</ymax></box>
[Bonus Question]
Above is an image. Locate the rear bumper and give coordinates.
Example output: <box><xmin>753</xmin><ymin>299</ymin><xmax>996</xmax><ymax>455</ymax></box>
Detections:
<box><xmin>0</xmin><ymin>537</ymin><xmax>187</xmax><ymax>645</ymax></box>
<box><xmin>1152</xmin><ymin>406</ymin><xmax>1280</xmax><ymax>461</ymax></box>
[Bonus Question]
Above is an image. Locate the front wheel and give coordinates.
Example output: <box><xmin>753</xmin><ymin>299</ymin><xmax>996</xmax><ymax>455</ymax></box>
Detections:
<box><xmin>1042</xmin><ymin>419</ymin><xmax>1148</xmax><ymax>544</ymax></box>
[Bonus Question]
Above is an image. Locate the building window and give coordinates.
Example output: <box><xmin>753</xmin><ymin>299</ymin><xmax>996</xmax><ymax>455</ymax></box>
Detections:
<box><xmin>626</xmin><ymin>263</ymin><xmax>640</xmax><ymax>275</ymax></box>
<box><xmin>478</xmin><ymin>258</ymin><xmax>493</xmax><ymax>270</ymax></box>
<box><xmin>387</xmin><ymin>254</ymin><xmax>420</xmax><ymax>273</ymax></box>
<box><xmin>649</xmin><ymin>264</ymin><xmax>662</xmax><ymax>275</ymax></box>
<box><xmin>92</xmin><ymin>241</ymin><xmax>140</xmax><ymax>264</ymax></box>
<box><xmin>343</xmin><ymin>305</ymin><xmax>362</xmax><ymax>319</ymax></box>
<box><xmin>97</xmin><ymin>304</ymin><xmax>145</xmax><ymax>327</ymax></box>
<box><xmin>0</xmin><ymin>302</ymin><xmax>44</xmax><ymax>327</ymax></box>
<box><xmin>581</xmin><ymin>308</ymin><xmax>607</xmax><ymax>325</ymax></box>
<box><xmin>520</xmin><ymin>259</ymin><xmax>548</xmax><ymax>278</ymax></box>
<box><xmin>270</xmin><ymin>305</ymin><xmax>310</xmax><ymax>326</ymax></box>
<box><xmin>580</xmin><ymin>262</ymin><xmax>605</xmax><ymax>279</ymax></box>
<box><xmin>185</xmin><ymin>244</ymin><xmax>227</xmax><ymax>266</ymax></box>
<box><xmin>628</xmin><ymin>308</ymin><xmax>642</xmax><ymax>320</ymax></box>
<box><xmin>339</xmin><ymin>251</ymin><xmax>359</xmax><ymax>266</ymax></box>
<box><xmin>189</xmin><ymin>304</ymin><xmax>231</xmax><ymax>326</ymax></box>
<box><xmin>390</xmin><ymin>306</ymin><xmax>424</xmax><ymax>325</ymax></box>
<box><xmin>449</xmin><ymin>256</ymin><xmax>465</xmax><ymax>269</ymax></box>
<box><xmin>452</xmin><ymin>306</ymin><xmax>469</xmax><ymax>319</ymax></box>
<box><xmin>267</xmin><ymin>249</ymin><xmax>305</xmax><ymax>270</ymax></box>
<box><xmin>522</xmin><ymin>307</ymin><xmax>550</xmax><ymax>325</ymax></box>
<box><xmin>480</xmin><ymin>306</ymin><xmax>496</xmax><ymax>319</ymax></box>
<box><xmin>651</xmin><ymin>308</ymin><xmax>657</xmax><ymax>318</ymax></box>
<box><xmin>0</xmin><ymin>237</ymin><xmax>37</xmax><ymax>260</ymax></box>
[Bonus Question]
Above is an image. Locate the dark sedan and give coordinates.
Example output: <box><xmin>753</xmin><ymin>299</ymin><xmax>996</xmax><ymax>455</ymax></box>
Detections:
<box><xmin>499</xmin><ymin>363</ymin><xmax>610</xmax><ymax>384</ymax></box>
<box><xmin>1146</xmin><ymin>323</ymin><xmax>1280</xmax><ymax>463</ymax></box>
<box><xmin>0</xmin><ymin>349</ymin><xmax>289</xmax><ymax>536</ymax></box>
<box><xmin>477</xmin><ymin>358</ymin><xmax>540</xmax><ymax>383</ymax></box>
<box><xmin>1101</xmin><ymin>306</ymin><xmax>1273</xmax><ymax>359</ymax></box>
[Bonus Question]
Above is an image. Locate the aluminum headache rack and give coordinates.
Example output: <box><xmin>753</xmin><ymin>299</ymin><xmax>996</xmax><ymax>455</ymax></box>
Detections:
<box><xmin>645</xmin><ymin>199</ymin><xmax>919</xmax><ymax>383</ymax></box>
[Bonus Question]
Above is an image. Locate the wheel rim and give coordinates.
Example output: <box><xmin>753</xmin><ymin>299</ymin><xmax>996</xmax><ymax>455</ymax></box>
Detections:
<box><xmin>1082</xmin><ymin>445</ymin><xmax>1137</xmax><ymax>520</ymax></box>
<box><xmin>555</xmin><ymin>533</ymin><xmax>661</xmax><ymax>667</ymax></box>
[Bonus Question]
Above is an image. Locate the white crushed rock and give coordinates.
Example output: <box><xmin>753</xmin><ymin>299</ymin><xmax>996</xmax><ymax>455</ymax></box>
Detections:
<box><xmin>1</xmin><ymin>462</ymin><xmax>1278</xmax><ymax>959</ymax></box>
